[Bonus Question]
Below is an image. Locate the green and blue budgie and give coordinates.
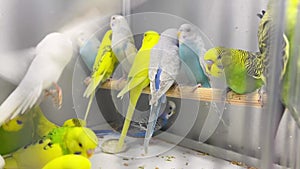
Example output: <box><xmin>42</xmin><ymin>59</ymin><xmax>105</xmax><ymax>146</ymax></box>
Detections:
<box><xmin>178</xmin><ymin>24</ymin><xmax>210</xmax><ymax>88</ymax></box>
<box><xmin>4</xmin><ymin>123</ymin><xmax>98</xmax><ymax>169</ymax></box>
<box><xmin>83</xmin><ymin>30</ymin><xmax>118</xmax><ymax>121</ymax></box>
<box><xmin>110</xmin><ymin>15</ymin><xmax>137</xmax><ymax>75</ymax></box>
<box><xmin>204</xmin><ymin>47</ymin><xmax>265</xmax><ymax>94</ymax></box>
<box><xmin>145</xmin><ymin>28</ymin><xmax>180</xmax><ymax>153</ymax></box>
<box><xmin>116</xmin><ymin>31</ymin><xmax>160</xmax><ymax>151</ymax></box>
<box><xmin>0</xmin><ymin>33</ymin><xmax>73</xmax><ymax>126</ymax></box>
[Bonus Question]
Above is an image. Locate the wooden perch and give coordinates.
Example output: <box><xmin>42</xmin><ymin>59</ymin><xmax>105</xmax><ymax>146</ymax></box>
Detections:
<box><xmin>100</xmin><ymin>80</ymin><xmax>265</xmax><ymax>107</ymax></box>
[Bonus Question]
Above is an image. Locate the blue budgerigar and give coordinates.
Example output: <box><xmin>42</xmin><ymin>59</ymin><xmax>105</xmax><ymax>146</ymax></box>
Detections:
<box><xmin>145</xmin><ymin>28</ymin><xmax>181</xmax><ymax>153</ymax></box>
<box><xmin>178</xmin><ymin>24</ymin><xmax>210</xmax><ymax>88</ymax></box>
<box><xmin>79</xmin><ymin>35</ymin><xmax>101</xmax><ymax>72</ymax></box>
<box><xmin>119</xmin><ymin>100</ymin><xmax>176</xmax><ymax>138</ymax></box>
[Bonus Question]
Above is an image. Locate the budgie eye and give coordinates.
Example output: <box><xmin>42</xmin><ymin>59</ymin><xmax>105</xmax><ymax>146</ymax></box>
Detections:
<box><xmin>169</xmin><ymin>106</ymin><xmax>172</xmax><ymax>110</ymax></box>
<box><xmin>217</xmin><ymin>55</ymin><xmax>222</xmax><ymax>59</ymax></box>
<box><xmin>112</xmin><ymin>16</ymin><xmax>116</xmax><ymax>20</ymax></box>
<box><xmin>78</xmin><ymin>143</ymin><xmax>83</xmax><ymax>148</ymax></box>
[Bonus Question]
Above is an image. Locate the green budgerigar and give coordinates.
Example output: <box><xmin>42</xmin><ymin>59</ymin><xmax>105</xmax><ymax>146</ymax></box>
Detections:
<box><xmin>4</xmin><ymin>124</ymin><xmax>98</xmax><ymax>169</ymax></box>
<box><xmin>280</xmin><ymin>0</ymin><xmax>300</xmax><ymax>126</ymax></box>
<box><xmin>257</xmin><ymin>8</ymin><xmax>289</xmax><ymax>82</ymax></box>
<box><xmin>0</xmin><ymin>106</ymin><xmax>57</xmax><ymax>155</ymax></box>
<box><xmin>83</xmin><ymin>30</ymin><xmax>118</xmax><ymax>121</ymax></box>
<box><xmin>116</xmin><ymin>31</ymin><xmax>160</xmax><ymax>151</ymax></box>
<box><xmin>204</xmin><ymin>47</ymin><xmax>265</xmax><ymax>94</ymax></box>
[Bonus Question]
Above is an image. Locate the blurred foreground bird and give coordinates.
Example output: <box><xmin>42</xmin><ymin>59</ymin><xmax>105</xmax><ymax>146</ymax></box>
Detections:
<box><xmin>116</xmin><ymin>31</ymin><xmax>160</xmax><ymax>151</ymax></box>
<box><xmin>42</xmin><ymin>154</ymin><xmax>91</xmax><ymax>169</ymax></box>
<box><xmin>0</xmin><ymin>33</ymin><xmax>73</xmax><ymax>126</ymax></box>
<box><xmin>0</xmin><ymin>106</ymin><xmax>57</xmax><ymax>155</ymax></box>
<box><xmin>4</xmin><ymin>123</ymin><xmax>98</xmax><ymax>169</ymax></box>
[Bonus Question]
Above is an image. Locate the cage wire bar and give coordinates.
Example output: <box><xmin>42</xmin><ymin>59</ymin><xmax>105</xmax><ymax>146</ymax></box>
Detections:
<box><xmin>260</xmin><ymin>0</ymin><xmax>286</xmax><ymax>168</ymax></box>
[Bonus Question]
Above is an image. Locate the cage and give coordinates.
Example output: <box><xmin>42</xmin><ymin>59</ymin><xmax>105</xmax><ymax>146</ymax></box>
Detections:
<box><xmin>0</xmin><ymin>0</ymin><xmax>300</xmax><ymax>169</ymax></box>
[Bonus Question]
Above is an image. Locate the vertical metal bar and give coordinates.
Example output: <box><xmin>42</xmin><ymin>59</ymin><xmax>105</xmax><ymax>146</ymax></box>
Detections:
<box><xmin>122</xmin><ymin>0</ymin><xmax>131</xmax><ymax>24</ymax></box>
<box><xmin>260</xmin><ymin>0</ymin><xmax>286</xmax><ymax>168</ymax></box>
<box><xmin>287</xmin><ymin>1</ymin><xmax>300</xmax><ymax>126</ymax></box>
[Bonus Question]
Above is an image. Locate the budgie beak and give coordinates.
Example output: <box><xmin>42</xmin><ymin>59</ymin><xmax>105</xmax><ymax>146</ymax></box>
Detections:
<box><xmin>86</xmin><ymin>149</ymin><xmax>95</xmax><ymax>158</ymax></box>
<box><xmin>205</xmin><ymin>60</ymin><xmax>214</xmax><ymax>71</ymax></box>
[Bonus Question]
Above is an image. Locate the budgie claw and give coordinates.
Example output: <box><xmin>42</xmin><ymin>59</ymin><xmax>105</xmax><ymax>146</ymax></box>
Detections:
<box><xmin>257</xmin><ymin>88</ymin><xmax>265</xmax><ymax>107</ymax></box>
<box><xmin>192</xmin><ymin>83</ymin><xmax>202</xmax><ymax>92</ymax></box>
<box><xmin>84</xmin><ymin>77</ymin><xmax>91</xmax><ymax>86</ymax></box>
<box><xmin>44</xmin><ymin>83</ymin><xmax>63</xmax><ymax>109</ymax></box>
<box><xmin>223</xmin><ymin>87</ymin><xmax>232</xmax><ymax>105</ymax></box>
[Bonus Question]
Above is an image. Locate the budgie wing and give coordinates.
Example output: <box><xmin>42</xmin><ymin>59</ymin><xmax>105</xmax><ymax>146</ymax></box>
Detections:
<box><xmin>117</xmin><ymin>75</ymin><xmax>148</xmax><ymax>98</ymax></box>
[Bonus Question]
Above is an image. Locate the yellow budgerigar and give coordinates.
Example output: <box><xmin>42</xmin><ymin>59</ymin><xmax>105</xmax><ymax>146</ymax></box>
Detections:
<box><xmin>0</xmin><ymin>106</ymin><xmax>57</xmax><ymax>155</ymax></box>
<box><xmin>83</xmin><ymin>30</ymin><xmax>118</xmax><ymax>121</ymax></box>
<box><xmin>116</xmin><ymin>31</ymin><xmax>160</xmax><ymax>151</ymax></box>
<box><xmin>42</xmin><ymin>154</ymin><xmax>91</xmax><ymax>169</ymax></box>
<box><xmin>4</xmin><ymin>123</ymin><xmax>98</xmax><ymax>169</ymax></box>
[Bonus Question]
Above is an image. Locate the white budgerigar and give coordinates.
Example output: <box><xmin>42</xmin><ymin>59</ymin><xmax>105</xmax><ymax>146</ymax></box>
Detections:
<box><xmin>148</xmin><ymin>28</ymin><xmax>180</xmax><ymax>105</ymax></box>
<box><xmin>110</xmin><ymin>15</ymin><xmax>137</xmax><ymax>74</ymax></box>
<box><xmin>144</xmin><ymin>28</ymin><xmax>181</xmax><ymax>153</ymax></box>
<box><xmin>0</xmin><ymin>32</ymin><xmax>73</xmax><ymax>125</ymax></box>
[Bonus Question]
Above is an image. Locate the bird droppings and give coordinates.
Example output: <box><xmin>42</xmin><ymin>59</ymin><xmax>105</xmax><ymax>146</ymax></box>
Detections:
<box><xmin>138</xmin><ymin>165</ymin><xmax>145</xmax><ymax>169</ymax></box>
<box><xmin>231</xmin><ymin>161</ymin><xmax>246</xmax><ymax>167</ymax></box>
<box><xmin>161</xmin><ymin>155</ymin><xmax>175</xmax><ymax>162</ymax></box>
<box><xmin>123</xmin><ymin>158</ymin><xmax>129</xmax><ymax>161</ymax></box>
<box><xmin>123</xmin><ymin>163</ymin><xmax>129</xmax><ymax>166</ymax></box>
<box><xmin>197</xmin><ymin>152</ymin><xmax>209</xmax><ymax>156</ymax></box>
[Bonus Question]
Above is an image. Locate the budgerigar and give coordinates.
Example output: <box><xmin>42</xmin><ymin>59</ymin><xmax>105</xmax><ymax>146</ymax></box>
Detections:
<box><xmin>204</xmin><ymin>47</ymin><xmax>265</xmax><ymax>94</ymax></box>
<box><xmin>116</xmin><ymin>31</ymin><xmax>160</xmax><ymax>151</ymax></box>
<box><xmin>42</xmin><ymin>154</ymin><xmax>91</xmax><ymax>169</ymax></box>
<box><xmin>280</xmin><ymin>0</ymin><xmax>300</xmax><ymax>126</ymax></box>
<box><xmin>4</xmin><ymin>124</ymin><xmax>98</xmax><ymax>169</ymax></box>
<box><xmin>257</xmin><ymin>8</ymin><xmax>289</xmax><ymax>82</ymax></box>
<box><xmin>0</xmin><ymin>32</ymin><xmax>73</xmax><ymax>126</ymax></box>
<box><xmin>83</xmin><ymin>30</ymin><xmax>118</xmax><ymax>121</ymax></box>
<box><xmin>79</xmin><ymin>35</ymin><xmax>101</xmax><ymax>72</ymax></box>
<box><xmin>0</xmin><ymin>106</ymin><xmax>57</xmax><ymax>155</ymax></box>
<box><xmin>110</xmin><ymin>15</ymin><xmax>137</xmax><ymax>74</ymax></box>
<box><xmin>178</xmin><ymin>24</ymin><xmax>210</xmax><ymax>88</ymax></box>
<box><xmin>144</xmin><ymin>28</ymin><xmax>180</xmax><ymax>153</ymax></box>
<box><xmin>118</xmin><ymin>100</ymin><xmax>176</xmax><ymax>138</ymax></box>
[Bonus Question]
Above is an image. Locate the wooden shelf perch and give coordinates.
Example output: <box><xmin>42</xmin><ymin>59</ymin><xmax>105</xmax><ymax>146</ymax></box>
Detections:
<box><xmin>100</xmin><ymin>80</ymin><xmax>265</xmax><ymax>107</ymax></box>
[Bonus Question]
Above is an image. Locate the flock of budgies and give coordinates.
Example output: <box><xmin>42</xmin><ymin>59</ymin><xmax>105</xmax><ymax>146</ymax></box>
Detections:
<box><xmin>0</xmin><ymin>0</ymin><xmax>300</xmax><ymax>168</ymax></box>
